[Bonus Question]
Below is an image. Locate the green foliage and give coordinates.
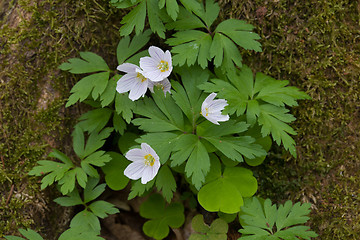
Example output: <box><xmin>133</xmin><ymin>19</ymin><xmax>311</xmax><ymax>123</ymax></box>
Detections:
<box><xmin>155</xmin><ymin>165</ymin><xmax>177</xmax><ymax>202</ymax></box>
<box><xmin>111</xmin><ymin>0</ymin><xmax>201</xmax><ymax>38</ymax></box>
<box><xmin>189</xmin><ymin>214</ymin><xmax>228</xmax><ymax>240</ymax></box>
<box><xmin>5</xmin><ymin>229</ymin><xmax>43</xmax><ymax>240</ymax></box>
<box><xmin>199</xmin><ymin>65</ymin><xmax>310</xmax><ymax>156</ymax></box>
<box><xmin>166</xmin><ymin>0</ymin><xmax>261</xmax><ymax>73</ymax></box>
<box><xmin>101</xmin><ymin>152</ymin><xmax>130</xmax><ymax>190</ymax></box>
<box><xmin>58</xmin><ymin>52</ymin><xmax>110</xmax><ymax>107</ymax></box>
<box><xmin>238</xmin><ymin>197</ymin><xmax>318</xmax><ymax>239</ymax></box>
<box><xmin>58</xmin><ymin>227</ymin><xmax>105</xmax><ymax>240</ymax></box>
<box><xmin>198</xmin><ymin>156</ymin><xmax>257</xmax><ymax>214</ymax></box>
<box><xmin>55</xmin><ymin>178</ymin><xmax>119</xmax><ymax>233</ymax></box>
<box><xmin>140</xmin><ymin>194</ymin><xmax>185</xmax><ymax>239</ymax></box>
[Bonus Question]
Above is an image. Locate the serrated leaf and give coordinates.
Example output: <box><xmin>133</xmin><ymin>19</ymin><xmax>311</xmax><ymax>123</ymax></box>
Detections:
<box><xmin>119</xmin><ymin>1</ymin><xmax>146</xmax><ymax>36</ymax></box>
<box><xmin>113</xmin><ymin>113</ymin><xmax>126</xmax><ymax>135</ymax></box>
<box><xmin>100</xmin><ymin>75</ymin><xmax>117</xmax><ymax>107</ymax></box>
<box><xmin>88</xmin><ymin>200</ymin><xmax>119</xmax><ymax>218</ymax></box>
<box><xmin>82</xmin><ymin>128</ymin><xmax>113</xmax><ymax>159</ymax></box>
<box><xmin>167</xmin><ymin>30</ymin><xmax>212</xmax><ymax>68</ymax></box>
<box><xmin>147</xmin><ymin>0</ymin><xmax>166</xmax><ymax>38</ymax></box>
<box><xmin>70</xmin><ymin>210</ymin><xmax>101</xmax><ymax>233</ymax></box>
<box><xmin>83</xmin><ymin>151</ymin><xmax>112</xmax><ymax>167</ymax></box>
<box><xmin>239</xmin><ymin>197</ymin><xmax>318</xmax><ymax>239</ymax></box>
<box><xmin>117</xmin><ymin>29</ymin><xmax>151</xmax><ymax>64</ymax></box>
<box><xmin>140</xmin><ymin>194</ymin><xmax>185</xmax><ymax>240</ymax></box>
<box><xmin>128</xmin><ymin>178</ymin><xmax>155</xmax><ymax>200</ymax></box>
<box><xmin>165</xmin><ymin>6</ymin><xmax>205</xmax><ymax>30</ymax></box>
<box><xmin>215</xmin><ymin>19</ymin><xmax>261</xmax><ymax>52</ymax></box>
<box><xmin>196</xmin><ymin>0</ymin><xmax>219</xmax><ymax>28</ymax></box>
<box><xmin>77</xmin><ymin>108</ymin><xmax>113</xmax><ymax>133</ymax></box>
<box><xmin>66</xmin><ymin>72</ymin><xmax>110</xmax><ymax>107</ymax></box>
<box><xmin>115</xmin><ymin>92</ymin><xmax>135</xmax><ymax>123</ymax></box>
<box><xmin>185</xmin><ymin>139</ymin><xmax>210</xmax><ymax>190</ymax></box>
<box><xmin>101</xmin><ymin>152</ymin><xmax>130</xmax><ymax>190</ymax></box>
<box><xmin>198</xmin><ymin>167</ymin><xmax>257</xmax><ymax>214</ymax></box>
<box><xmin>83</xmin><ymin>177</ymin><xmax>106</xmax><ymax>203</ymax></box>
<box><xmin>54</xmin><ymin>189</ymin><xmax>83</xmax><ymax>207</ymax></box>
<box><xmin>59</xmin><ymin>52</ymin><xmax>109</xmax><ymax>74</ymax></box>
<box><xmin>155</xmin><ymin>165</ymin><xmax>177</xmax><ymax>202</ymax></box>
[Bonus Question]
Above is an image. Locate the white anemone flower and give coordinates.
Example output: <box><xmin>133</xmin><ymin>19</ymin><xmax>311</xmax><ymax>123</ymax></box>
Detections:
<box><xmin>124</xmin><ymin>143</ymin><xmax>160</xmax><ymax>184</ymax></box>
<box><xmin>148</xmin><ymin>78</ymin><xmax>171</xmax><ymax>96</ymax></box>
<box><xmin>201</xmin><ymin>93</ymin><xmax>230</xmax><ymax>125</ymax></box>
<box><xmin>116</xmin><ymin>63</ymin><xmax>149</xmax><ymax>101</ymax></box>
<box><xmin>139</xmin><ymin>46</ymin><xmax>173</xmax><ymax>82</ymax></box>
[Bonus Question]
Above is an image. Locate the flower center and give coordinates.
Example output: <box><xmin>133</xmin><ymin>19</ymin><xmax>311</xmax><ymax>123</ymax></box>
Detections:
<box><xmin>136</xmin><ymin>72</ymin><xmax>147</xmax><ymax>82</ymax></box>
<box><xmin>157</xmin><ymin>60</ymin><xmax>169</xmax><ymax>72</ymax></box>
<box><xmin>200</xmin><ymin>108</ymin><xmax>209</xmax><ymax>117</ymax></box>
<box><xmin>144</xmin><ymin>154</ymin><xmax>155</xmax><ymax>166</ymax></box>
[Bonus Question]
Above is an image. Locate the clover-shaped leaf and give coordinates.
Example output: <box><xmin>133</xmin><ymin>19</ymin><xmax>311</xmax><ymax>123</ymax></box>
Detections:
<box><xmin>189</xmin><ymin>214</ymin><xmax>228</xmax><ymax>240</ymax></box>
<box><xmin>140</xmin><ymin>194</ymin><xmax>185</xmax><ymax>239</ymax></box>
<box><xmin>198</xmin><ymin>167</ymin><xmax>257</xmax><ymax>214</ymax></box>
<box><xmin>101</xmin><ymin>152</ymin><xmax>130</xmax><ymax>191</ymax></box>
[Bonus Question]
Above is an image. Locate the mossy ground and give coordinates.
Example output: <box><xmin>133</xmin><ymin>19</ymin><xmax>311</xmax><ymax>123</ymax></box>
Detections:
<box><xmin>1</xmin><ymin>0</ymin><xmax>359</xmax><ymax>239</ymax></box>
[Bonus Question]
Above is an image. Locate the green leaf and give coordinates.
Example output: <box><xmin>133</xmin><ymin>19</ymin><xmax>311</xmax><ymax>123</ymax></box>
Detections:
<box><xmin>155</xmin><ymin>165</ymin><xmax>177</xmax><ymax>202</ymax></box>
<box><xmin>83</xmin><ymin>177</ymin><xmax>106</xmax><ymax>203</ymax></box>
<box><xmin>58</xmin><ymin>168</ymin><xmax>77</xmax><ymax>194</ymax></box>
<box><xmin>239</xmin><ymin>197</ymin><xmax>318</xmax><ymax>239</ymax></box>
<box><xmin>83</xmin><ymin>151</ymin><xmax>112</xmax><ymax>167</ymax></box>
<box><xmin>189</xmin><ymin>215</ymin><xmax>228</xmax><ymax>240</ymax></box>
<box><xmin>113</xmin><ymin>112</ymin><xmax>126</xmax><ymax>135</ymax></box>
<box><xmin>99</xmin><ymin>75</ymin><xmax>117</xmax><ymax>107</ymax></box>
<box><xmin>147</xmin><ymin>0</ymin><xmax>166</xmax><ymax>38</ymax></box>
<box><xmin>77</xmin><ymin>108</ymin><xmax>113</xmax><ymax>133</ymax></box>
<box><xmin>117</xmin><ymin>29</ymin><xmax>151</xmax><ymax>64</ymax></box>
<box><xmin>164</xmin><ymin>0</ymin><xmax>178</xmax><ymax>20</ymax></box>
<box><xmin>58</xmin><ymin>227</ymin><xmax>104</xmax><ymax>240</ymax></box>
<box><xmin>215</xmin><ymin>19</ymin><xmax>261</xmax><ymax>52</ymax></box>
<box><xmin>59</xmin><ymin>52</ymin><xmax>109</xmax><ymax>74</ymax></box>
<box><xmin>115</xmin><ymin>92</ymin><xmax>136</xmax><ymax>123</ymax></box>
<box><xmin>18</xmin><ymin>229</ymin><xmax>43</xmax><ymax>240</ymax></box>
<box><xmin>74</xmin><ymin>167</ymin><xmax>88</xmax><ymax>188</ymax></box>
<box><xmin>196</xmin><ymin>0</ymin><xmax>220</xmax><ymax>28</ymax></box>
<box><xmin>136</xmin><ymin>132</ymin><xmax>180</xmax><ymax>164</ymax></box>
<box><xmin>204</xmin><ymin>136</ymin><xmax>266</xmax><ymax>162</ymax></box>
<box><xmin>28</xmin><ymin>158</ymin><xmax>73</xmax><ymax>190</ymax></box>
<box><xmin>200</xmin><ymin>65</ymin><xmax>308</xmax><ymax>156</ymax></box>
<box><xmin>118</xmin><ymin>132</ymin><xmax>138</xmax><ymax>154</ymax></box>
<box><xmin>198</xmin><ymin>167</ymin><xmax>257</xmax><ymax>214</ymax></box>
<box><xmin>66</xmin><ymin>71</ymin><xmax>110</xmax><ymax>107</ymax></box>
<box><xmin>119</xmin><ymin>1</ymin><xmax>146</xmax><ymax>36</ymax></box>
<box><xmin>101</xmin><ymin>152</ymin><xmax>130</xmax><ymax>190</ymax></box>
<box><xmin>184</xmin><ymin>139</ymin><xmax>210</xmax><ymax>190</ymax></box>
<box><xmin>140</xmin><ymin>194</ymin><xmax>185</xmax><ymax>240</ymax></box>
<box><xmin>128</xmin><ymin>178</ymin><xmax>155</xmax><ymax>200</ymax></box>
<box><xmin>54</xmin><ymin>189</ymin><xmax>83</xmax><ymax>207</ymax></box>
<box><xmin>88</xmin><ymin>200</ymin><xmax>119</xmax><ymax>218</ymax></box>
<box><xmin>82</xmin><ymin>127</ymin><xmax>113</xmax><ymax>159</ymax></box>
<box><xmin>166</xmin><ymin>30</ymin><xmax>212</xmax><ymax>68</ymax></box>
<box><xmin>165</xmin><ymin>6</ymin><xmax>205</xmax><ymax>30</ymax></box>
<box><xmin>70</xmin><ymin>210</ymin><xmax>101</xmax><ymax>233</ymax></box>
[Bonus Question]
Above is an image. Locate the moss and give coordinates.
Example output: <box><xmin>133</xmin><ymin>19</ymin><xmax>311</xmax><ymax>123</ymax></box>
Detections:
<box><xmin>0</xmin><ymin>0</ymin><xmax>122</xmax><ymax>237</ymax></box>
<box><xmin>219</xmin><ymin>0</ymin><xmax>360</xmax><ymax>238</ymax></box>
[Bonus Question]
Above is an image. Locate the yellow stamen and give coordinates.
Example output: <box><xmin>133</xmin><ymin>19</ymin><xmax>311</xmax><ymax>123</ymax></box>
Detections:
<box><xmin>157</xmin><ymin>60</ymin><xmax>169</xmax><ymax>72</ymax></box>
<box><xmin>205</xmin><ymin>107</ymin><xmax>209</xmax><ymax>116</ymax></box>
<box><xmin>144</xmin><ymin>154</ymin><xmax>155</xmax><ymax>166</ymax></box>
<box><xmin>137</xmin><ymin>72</ymin><xmax>147</xmax><ymax>82</ymax></box>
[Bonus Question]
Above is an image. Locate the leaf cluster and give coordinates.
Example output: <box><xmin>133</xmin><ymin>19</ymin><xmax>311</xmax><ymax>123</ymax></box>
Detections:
<box><xmin>189</xmin><ymin>214</ymin><xmax>228</xmax><ymax>240</ymax></box>
<box><xmin>199</xmin><ymin>65</ymin><xmax>310</xmax><ymax>156</ymax></box>
<box><xmin>238</xmin><ymin>197</ymin><xmax>318</xmax><ymax>239</ymax></box>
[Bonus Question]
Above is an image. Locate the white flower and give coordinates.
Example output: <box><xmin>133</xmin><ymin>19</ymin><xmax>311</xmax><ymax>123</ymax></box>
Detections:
<box><xmin>148</xmin><ymin>78</ymin><xmax>171</xmax><ymax>96</ymax></box>
<box><xmin>139</xmin><ymin>46</ymin><xmax>173</xmax><ymax>82</ymax></box>
<box><xmin>201</xmin><ymin>93</ymin><xmax>230</xmax><ymax>125</ymax></box>
<box><xmin>124</xmin><ymin>143</ymin><xmax>160</xmax><ymax>184</ymax></box>
<box><xmin>116</xmin><ymin>63</ymin><xmax>149</xmax><ymax>101</ymax></box>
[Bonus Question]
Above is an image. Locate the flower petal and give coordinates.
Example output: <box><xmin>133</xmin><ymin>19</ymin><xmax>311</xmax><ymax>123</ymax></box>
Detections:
<box><xmin>148</xmin><ymin>46</ymin><xmax>164</xmax><ymax>62</ymax></box>
<box><xmin>128</xmin><ymin>79</ymin><xmax>148</xmax><ymax>101</ymax></box>
<box><xmin>126</xmin><ymin>148</ymin><xmax>146</xmax><ymax>162</ymax></box>
<box><xmin>209</xmin><ymin>99</ymin><xmax>228</xmax><ymax>112</ymax></box>
<box><xmin>124</xmin><ymin>161</ymin><xmax>146</xmax><ymax>180</ymax></box>
<box><xmin>117</xmin><ymin>63</ymin><xmax>140</xmax><ymax>73</ymax></box>
<box><xmin>141</xmin><ymin>143</ymin><xmax>159</xmax><ymax>161</ymax></box>
<box><xmin>141</xmin><ymin>165</ymin><xmax>159</xmax><ymax>184</ymax></box>
<box><xmin>116</xmin><ymin>73</ymin><xmax>137</xmax><ymax>93</ymax></box>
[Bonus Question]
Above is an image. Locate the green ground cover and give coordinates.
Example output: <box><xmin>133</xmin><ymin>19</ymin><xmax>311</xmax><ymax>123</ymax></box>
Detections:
<box><xmin>1</xmin><ymin>0</ymin><xmax>359</xmax><ymax>239</ymax></box>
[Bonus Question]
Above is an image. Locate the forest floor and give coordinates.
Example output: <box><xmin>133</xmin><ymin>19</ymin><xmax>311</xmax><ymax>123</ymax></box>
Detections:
<box><xmin>1</xmin><ymin>0</ymin><xmax>359</xmax><ymax>239</ymax></box>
